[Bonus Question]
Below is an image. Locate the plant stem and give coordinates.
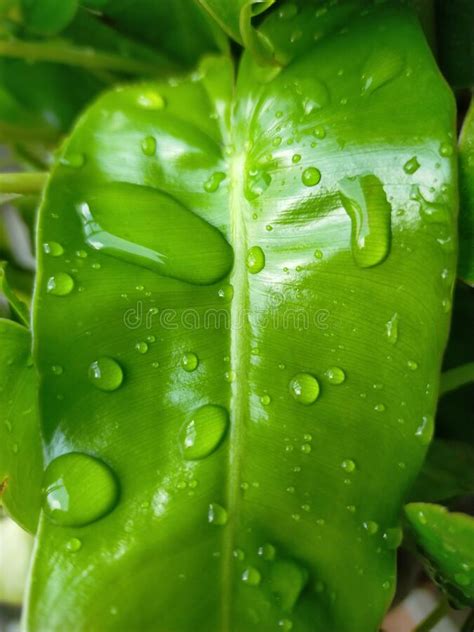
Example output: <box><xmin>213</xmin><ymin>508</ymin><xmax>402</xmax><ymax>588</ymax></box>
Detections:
<box><xmin>0</xmin><ymin>38</ymin><xmax>166</xmax><ymax>75</ymax></box>
<box><xmin>462</xmin><ymin>610</ymin><xmax>474</xmax><ymax>632</ymax></box>
<box><xmin>413</xmin><ymin>599</ymin><xmax>450</xmax><ymax>632</ymax></box>
<box><xmin>440</xmin><ymin>362</ymin><xmax>474</xmax><ymax>396</ymax></box>
<box><xmin>0</xmin><ymin>172</ymin><xmax>48</xmax><ymax>195</ymax></box>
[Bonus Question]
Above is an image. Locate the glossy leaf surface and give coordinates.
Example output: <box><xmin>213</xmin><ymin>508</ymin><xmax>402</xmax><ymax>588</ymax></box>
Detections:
<box><xmin>459</xmin><ymin>98</ymin><xmax>474</xmax><ymax>285</ymax></box>
<box><xmin>27</xmin><ymin>4</ymin><xmax>456</xmax><ymax>631</ymax></box>
<box><xmin>405</xmin><ymin>503</ymin><xmax>474</xmax><ymax>607</ymax></box>
<box><xmin>0</xmin><ymin>320</ymin><xmax>42</xmax><ymax>532</ymax></box>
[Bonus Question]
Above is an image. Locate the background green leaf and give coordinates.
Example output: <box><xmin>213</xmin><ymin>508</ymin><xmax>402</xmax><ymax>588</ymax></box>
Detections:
<box><xmin>0</xmin><ymin>320</ymin><xmax>42</xmax><ymax>533</ymax></box>
<box><xmin>405</xmin><ymin>503</ymin><xmax>474</xmax><ymax>608</ymax></box>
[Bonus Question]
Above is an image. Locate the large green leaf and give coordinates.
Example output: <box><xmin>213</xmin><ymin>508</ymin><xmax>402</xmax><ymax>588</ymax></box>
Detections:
<box><xmin>405</xmin><ymin>503</ymin><xmax>474</xmax><ymax>608</ymax></box>
<box><xmin>26</xmin><ymin>4</ymin><xmax>456</xmax><ymax>631</ymax></box>
<box><xmin>0</xmin><ymin>320</ymin><xmax>42</xmax><ymax>532</ymax></box>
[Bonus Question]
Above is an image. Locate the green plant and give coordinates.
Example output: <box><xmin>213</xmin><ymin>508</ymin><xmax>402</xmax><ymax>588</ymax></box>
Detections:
<box><xmin>0</xmin><ymin>1</ymin><xmax>473</xmax><ymax>631</ymax></box>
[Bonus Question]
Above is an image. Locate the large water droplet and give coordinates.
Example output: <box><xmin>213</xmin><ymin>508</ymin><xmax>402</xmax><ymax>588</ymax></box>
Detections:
<box><xmin>88</xmin><ymin>357</ymin><xmax>123</xmax><ymax>392</ymax></box>
<box><xmin>302</xmin><ymin>167</ymin><xmax>321</xmax><ymax>187</ymax></box>
<box><xmin>46</xmin><ymin>273</ymin><xmax>74</xmax><ymax>296</ymax></box>
<box><xmin>204</xmin><ymin>171</ymin><xmax>226</xmax><ymax>193</ymax></box>
<box><xmin>247</xmin><ymin>246</ymin><xmax>265</xmax><ymax>274</ymax></box>
<box><xmin>181</xmin><ymin>405</ymin><xmax>228</xmax><ymax>460</ymax></box>
<box><xmin>257</xmin><ymin>543</ymin><xmax>276</xmax><ymax>561</ymax></box>
<box><xmin>340</xmin><ymin>174</ymin><xmax>391</xmax><ymax>268</ymax></box>
<box><xmin>43</xmin><ymin>241</ymin><xmax>64</xmax><ymax>257</ymax></box>
<box><xmin>42</xmin><ymin>452</ymin><xmax>119</xmax><ymax>527</ymax></box>
<box><xmin>181</xmin><ymin>352</ymin><xmax>199</xmax><ymax>372</ymax></box>
<box><xmin>208</xmin><ymin>502</ymin><xmax>228</xmax><ymax>526</ymax></box>
<box><xmin>289</xmin><ymin>373</ymin><xmax>320</xmax><ymax>405</ymax></box>
<box><xmin>383</xmin><ymin>527</ymin><xmax>403</xmax><ymax>550</ymax></box>
<box><xmin>325</xmin><ymin>366</ymin><xmax>345</xmax><ymax>385</ymax></box>
<box><xmin>76</xmin><ymin>183</ymin><xmax>233</xmax><ymax>285</ymax></box>
<box><xmin>361</xmin><ymin>49</ymin><xmax>404</xmax><ymax>95</ymax></box>
<box><xmin>403</xmin><ymin>157</ymin><xmax>420</xmax><ymax>175</ymax></box>
<box><xmin>241</xmin><ymin>566</ymin><xmax>261</xmax><ymax>586</ymax></box>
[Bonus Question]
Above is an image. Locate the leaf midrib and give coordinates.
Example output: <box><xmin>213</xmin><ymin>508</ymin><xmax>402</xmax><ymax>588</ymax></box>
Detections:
<box><xmin>222</xmin><ymin>147</ymin><xmax>249</xmax><ymax>631</ymax></box>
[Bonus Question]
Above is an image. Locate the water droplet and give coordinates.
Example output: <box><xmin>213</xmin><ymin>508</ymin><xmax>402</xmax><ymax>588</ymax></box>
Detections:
<box><xmin>245</xmin><ymin>169</ymin><xmax>271</xmax><ymax>200</ymax></box>
<box><xmin>257</xmin><ymin>543</ymin><xmax>276</xmax><ymax>561</ymax></box>
<box><xmin>289</xmin><ymin>373</ymin><xmax>320</xmax><ymax>405</ymax></box>
<box><xmin>260</xmin><ymin>394</ymin><xmax>271</xmax><ymax>406</ymax></box>
<box><xmin>340</xmin><ymin>174</ymin><xmax>391</xmax><ymax>268</ymax></box>
<box><xmin>341</xmin><ymin>459</ymin><xmax>356</xmax><ymax>473</ymax></box>
<box><xmin>88</xmin><ymin>357</ymin><xmax>124</xmax><ymax>392</ymax></box>
<box><xmin>136</xmin><ymin>91</ymin><xmax>165</xmax><ymax>110</ymax></box>
<box><xmin>301</xmin><ymin>443</ymin><xmax>312</xmax><ymax>454</ymax></box>
<box><xmin>76</xmin><ymin>249</ymin><xmax>87</xmax><ymax>258</ymax></box>
<box><xmin>291</xmin><ymin>77</ymin><xmax>329</xmax><ymax>114</ymax></box>
<box><xmin>42</xmin><ymin>452</ymin><xmax>119</xmax><ymax>527</ymax></box>
<box><xmin>292</xmin><ymin>153</ymin><xmax>301</xmax><ymax>164</ymax></box>
<box><xmin>361</xmin><ymin>49</ymin><xmax>404</xmax><ymax>95</ymax></box>
<box><xmin>374</xmin><ymin>403</ymin><xmax>385</xmax><ymax>412</ymax></box>
<box><xmin>439</xmin><ymin>142</ymin><xmax>454</xmax><ymax>157</ymax></box>
<box><xmin>383</xmin><ymin>527</ymin><xmax>403</xmax><ymax>549</ymax></box>
<box><xmin>61</xmin><ymin>153</ymin><xmax>85</xmax><ymax>168</ymax></box>
<box><xmin>363</xmin><ymin>520</ymin><xmax>379</xmax><ymax>535</ymax></box>
<box><xmin>218</xmin><ymin>284</ymin><xmax>234</xmax><ymax>300</ymax></box>
<box><xmin>247</xmin><ymin>246</ymin><xmax>265</xmax><ymax>274</ymax></box>
<box><xmin>141</xmin><ymin>136</ymin><xmax>156</xmax><ymax>156</ymax></box>
<box><xmin>302</xmin><ymin>167</ymin><xmax>321</xmax><ymax>187</ymax></box>
<box><xmin>233</xmin><ymin>548</ymin><xmax>245</xmax><ymax>561</ymax></box>
<box><xmin>208</xmin><ymin>502</ymin><xmax>228</xmax><ymax>526</ymax></box>
<box><xmin>314</xmin><ymin>249</ymin><xmax>323</xmax><ymax>259</ymax></box>
<box><xmin>134</xmin><ymin>341</ymin><xmax>148</xmax><ymax>354</ymax></box>
<box><xmin>385</xmin><ymin>313</ymin><xmax>398</xmax><ymax>344</ymax></box>
<box><xmin>51</xmin><ymin>365</ymin><xmax>63</xmax><ymax>376</ymax></box>
<box><xmin>181</xmin><ymin>352</ymin><xmax>199</xmax><ymax>372</ymax></box>
<box><xmin>278</xmin><ymin>619</ymin><xmax>293</xmax><ymax>631</ymax></box>
<box><xmin>313</xmin><ymin>125</ymin><xmax>326</xmax><ymax>139</ymax></box>
<box><xmin>403</xmin><ymin>157</ymin><xmax>420</xmax><ymax>174</ymax></box>
<box><xmin>181</xmin><ymin>405</ymin><xmax>228</xmax><ymax>460</ymax></box>
<box><xmin>43</xmin><ymin>241</ymin><xmax>64</xmax><ymax>257</ymax></box>
<box><xmin>66</xmin><ymin>537</ymin><xmax>82</xmax><ymax>552</ymax></box>
<box><xmin>46</xmin><ymin>272</ymin><xmax>74</xmax><ymax>296</ymax></box>
<box><xmin>204</xmin><ymin>171</ymin><xmax>226</xmax><ymax>193</ymax></box>
<box><xmin>325</xmin><ymin>366</ymin><xmax>345</xmax><ymax>385</ymax></box>
<box><xmin>241</xmin><ymin>566</ymin><xmax>261</xmax><ymax>586</ymax></box>
<box><xmin>415</xmin><ymin>414</ymin><xmax>434</xmax><ymax>445</ymax></box>
<box><xmin>76</xmin><ymin>183</ymin><xmax>233</xmax><ymax>285</ymax></box>
<box><xmin>407</xmin><ymin>359</ymin><xmax>418</xmax><ymax>371</ymax></box>
<box><xmin>224</xmin><ymin>370</ymin><xmax>236</xmax><ymax>383</ymax></box>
